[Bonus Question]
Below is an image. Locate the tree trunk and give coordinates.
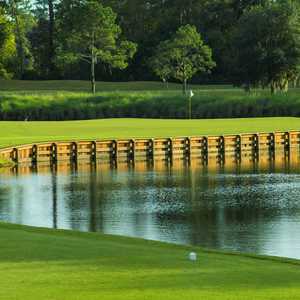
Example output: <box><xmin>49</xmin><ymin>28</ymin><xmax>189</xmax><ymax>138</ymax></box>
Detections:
<box><xmin>183</xmin><ymin>79</ymin><xmax>187</xmax><ymax>95</ymax></box>
<box><xmin>270</xmin><ymin>81</ymin><xmax>277</xmax><ymax>95</ymax></box>
<box><xmin>91</xmin><ymin>56</ymin><xmax>96</xmax><ymax>94</ymax></box>
<box><xmin>91</xmin><ymin>32</ymin><xmax>96</xmax><ymax>94</ymax></box>
<box><xmin>47</xmin><ymin>0</ymin><xmax>55</xmax><ymax>77</ymax></box>
<box><xmin>188</xmin><ymin>93</ymin><xmax>192</xmax><ymax>120</ymax></box>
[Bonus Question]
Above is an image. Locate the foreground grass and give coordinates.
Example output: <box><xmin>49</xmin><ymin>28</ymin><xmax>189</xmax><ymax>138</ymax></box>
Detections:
<box><xmin>0</xmin><ymin>222</ymin><xmax>299</xmax><ymax>300</ymax></box>
<box><xmin>1</xmin><ymin>117</ymin><xmax>300</xmax><ymax>148</ymax></box>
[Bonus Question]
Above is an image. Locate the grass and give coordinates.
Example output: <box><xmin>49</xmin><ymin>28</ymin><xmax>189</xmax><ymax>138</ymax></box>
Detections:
<box><xmin>0</xmin><ymin>79</ymin><xmax>232</xmax><ymax>92</ymax></box>
<box><xmin>1</xmin><ymin>117</ymin><xmax>300</xmax><ymax>148</ymax></box>
<box><xmin>0</xmin><ymin>222</ymin><xmax>299</xmax><ymax>300</ymax></box>
<box><xmin>1</xmin><ymin>81</ymin><xmax>300</xmax><ymax>299</ymax></box>
<box><xmin>1</xmin><ymin>82</ymin><xmax>300</xmax><ymax>120</ymax></box>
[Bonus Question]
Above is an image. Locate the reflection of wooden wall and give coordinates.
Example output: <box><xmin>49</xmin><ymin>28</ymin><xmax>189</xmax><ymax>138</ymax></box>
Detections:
<box><xmin>2</xmin><ymin>152</ymin><xmax>300</xmax><ymax>177</ymax></box>
<box><xmin>0</xmin><ymin>131</ymin><xmax>299</xmax><ymax>166</ymax></box>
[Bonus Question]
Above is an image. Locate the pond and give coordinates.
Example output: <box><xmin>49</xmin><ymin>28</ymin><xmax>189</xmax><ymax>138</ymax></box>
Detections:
<box><xmin>1</xmin><ymin>160</ymin><xmax>300</xmax><ymax>259</ymax></box>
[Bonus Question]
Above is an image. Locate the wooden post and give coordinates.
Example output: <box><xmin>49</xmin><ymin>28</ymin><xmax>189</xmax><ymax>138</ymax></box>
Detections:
<box><xmin>269</xmin><ymin>133</ymin><xmax>275</xmax><ymax>151</ymax></box>
<box><xmin>50</xmin><ymin>159</ymin><xmax>57</xmax><ymax>173</ymax></box>
<box><xmin>128</xmin><ymin>139</ymin><xmax>135</xmax><ymax>162</ymax></box>
<box><xmin>51</xmin><ymin>143</ymin><xmax>57</xmax><ymax>163</ymax></box>
<box><xmin>284</xmin><ymin>132</ymin><xmax>290</xmax><ymax>161</ymax></box>
<box><xmin>284</xmin><ymin>132</ymin><xmax>290</xmax><ymax>151</ymax></box>
<box><xmin>218</xmin><ymin>136</ymin><xmax>225</xmax><ymax>165</ymax></box>
<box><xmin>235</xmin><ymin>135</ymin><xmax>241</xmax><ymax>163</ymax></box>
<box><xmin>185</xmin><ymin>137</ymin><xmax>191</xmax><ymax>161</ymax></box>
<box><xmin>91</xmin><ymin>141</ymin><xmax>97</xmax><ymax>162</ymax></box>
<box><xmin>148</xmin><ymin>139</ymin><xmax>154</xmax><ymax>161</ymax></box>
<box><xmin>167</xmin><ymin>138</ymin><xmax>173</xmax><ymax>161</ymax></box>
<box><xmin>202</xmin><ymin>137</ymin><xmax>208</xmax><ymax>165</ymax></box>
<box><xmin>71</xmin><ymin>142</ymin><xmax>78</xmax><ymax>162</ymax></box>
<box><xmin>252</xmin><ymin>134</ymin><xmax>259</xmax><ymax>162</ymax></box>
<box><xmin>12</xmin><ymin>148</ymin><xmax>18</xmax><ymax>164</ymax></box>
<box><xmin>31</xmin><ymin>144</ymin><xmax>38</xmax><ymax>164</ymax></box>
<box><xmin>111</xmin><ymin>140</ymin><xmax>118</xmax><ymax>162</ymax></box>
<box><xmin>268</xmin><ymin>133</ymin><xmax>275</xmax><ymax>161</ymax></box>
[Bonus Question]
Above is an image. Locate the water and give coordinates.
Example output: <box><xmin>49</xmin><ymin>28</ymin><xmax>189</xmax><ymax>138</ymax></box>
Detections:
<box><xmin>1</xmin><ymin>161</ymin><xmax>300</xmax><ymax>259</ymax></box>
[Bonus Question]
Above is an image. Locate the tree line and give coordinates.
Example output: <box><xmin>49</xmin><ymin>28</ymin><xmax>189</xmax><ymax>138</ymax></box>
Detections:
<box><xmin>1</xmin><ymin>0</ymin><xmax>300</xmax><ymax>93</ymax></box>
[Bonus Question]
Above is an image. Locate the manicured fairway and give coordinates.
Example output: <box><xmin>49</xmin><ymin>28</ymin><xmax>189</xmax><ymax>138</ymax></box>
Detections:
<box><xmin>0</xmin><ymin>222</ymin><xmax>299</xmax><ymax>300</ymax></box>
<box><xmin>0</xmin><ymin>117</ymin><xmax>300</xmax><ymax>148</ymax></box>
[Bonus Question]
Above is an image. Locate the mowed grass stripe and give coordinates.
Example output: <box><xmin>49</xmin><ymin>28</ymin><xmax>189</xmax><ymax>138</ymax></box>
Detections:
<box><xmin>0</xmin><ymin>117</ymin><xmax>300</xmax><ymax>148</ymax></box>
<box><xmin>0</xmin><ymin>222</ymin><xmax>299</xmax><ymax>300</ymax></box>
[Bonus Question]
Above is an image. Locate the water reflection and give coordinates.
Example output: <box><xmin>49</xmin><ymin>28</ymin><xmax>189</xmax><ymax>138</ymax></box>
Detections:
<box><xmin>1</xmin><ymin>159</ymin><xmax>300</xmax><ymax>259</ymax></box>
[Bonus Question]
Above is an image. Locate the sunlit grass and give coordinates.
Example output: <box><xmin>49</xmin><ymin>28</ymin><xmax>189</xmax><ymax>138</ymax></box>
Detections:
<box><xmin>0</xmin><ymin>222</ymin><xmax>299</xmax><ymax>300</ymax></box>
<box><xmin>1</xmin><ymin>117</ymin><xmax>300</xmax><ymax>148</ymax></box>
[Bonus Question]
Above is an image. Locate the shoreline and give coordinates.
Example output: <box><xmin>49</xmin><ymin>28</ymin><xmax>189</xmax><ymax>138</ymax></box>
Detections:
<box><xmin>1</xmin><ymin>221</ymin><xmax>300</xmax><ymax>264</ymax></box>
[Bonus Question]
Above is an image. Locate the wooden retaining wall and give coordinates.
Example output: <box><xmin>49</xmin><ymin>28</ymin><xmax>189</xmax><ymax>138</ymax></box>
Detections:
<box><xmin>0</xmin><ymin>131</ymin><xmax>299</xmax><ymax>166</ymax></box>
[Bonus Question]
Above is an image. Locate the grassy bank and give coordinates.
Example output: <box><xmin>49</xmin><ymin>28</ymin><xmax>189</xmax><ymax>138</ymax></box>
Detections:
<box><xmin>0</xmin><ymin>222</ymin><xmax>299</xmax><ymax>300</ymax></box>
<box><xmin>1</xmin><ymin>117</ymin><xmax>300</xmax><ymax>148</ymax></box>
<box><xmin>1</xmin><ymin>81</ymin><xmax>300</xmax><ymax>120</ymax></box>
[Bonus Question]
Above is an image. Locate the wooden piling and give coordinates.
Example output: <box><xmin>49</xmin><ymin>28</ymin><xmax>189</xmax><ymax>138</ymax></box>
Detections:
<box><xmin>71</xmin><ymin>142</ymin><xmax>78</xmax><ymax>162</ymax></box>
<box><xmin>185</xmin><ymin>137</ymin><xmax>191</xmax><ymax>161</ymax></box>
<box><xmin>12</xmin><ymin>148</ymin><xmax>18</xmax><ymax>164</ymax></box>
<box><xmin>31</xmin><ymin>144</ymin><xmax>38</xmax><ymax>164</ymax></box>
<box><xmin>167</xmin><ymin>138</ymin><xmax>173</xmax><ymax>160</ymax></box>
<box><xmin>91</xmin><ymin>141</ymin><xmax>97</xmax><ymax>162</ymax></box>
<box><xmin>202</xmin><ymin>137</ymin><xmax>208</xmax><ymax>165</ymax></box>
<box><xmin>128</xmin><ymin>139</ymin><xmax>135</xmax><ymax>162</ymax></box>
<box><xmin>148</xmin><ymin>139</ymin><xmax>154</xmax><ymax>160</ymax></box>
<box><xmin>111</xmin><ymin>140</ymin><xmax>118</xmax><ymax>161</ymax></box>
<box><xmin>50</xmin><ymin>143</ymin><xmax>57</xmax><ymax>163</ymax></box>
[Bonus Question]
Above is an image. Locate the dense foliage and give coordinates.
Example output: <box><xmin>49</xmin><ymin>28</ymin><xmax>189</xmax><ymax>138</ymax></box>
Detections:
<box><xmin>57</xmin><ymin>0</ymin><xmax>136</xmax><ymax>93</ymax></box>
<box><xmin>233</xmin><ymin>1</ymin><xmax>300</xmax><ymax>93</ymax></box>
<box><xmin>0</xmin><ymin>0</ymin><xmax>300</xmax><ymax>92</ymax></box>
<box><xmin>0</xmin><ymin>8</ymin><xmax>15</xmax><ymax>78</ymax></box>
<box><xmin>2</xmin><ymin>89</ymin><xmax>300</xmax><ymax>120</ymax></box>
<box><xmin>150</xmin><ymin>25</ymin><xmax>215</xmax><ymax>93</ymax></box>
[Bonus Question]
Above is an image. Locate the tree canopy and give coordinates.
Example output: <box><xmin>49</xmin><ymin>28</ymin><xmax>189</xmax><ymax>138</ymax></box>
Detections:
<box><xmin>0</xmin><ymin>8</ymin><xmax>15</xmax><ymax>78</ymax></box>
<box><xmin>1</xmin><ymin>0</ymin><xmax>300</xmax><ymax>92</ymax></box>
<box><xmin>233</xmin><ymin>0</ymin><xmax>300</xmax><ymax>93</ymax></box>
<box><xmin>150</xmin><ymin>25</ymin><xmax>215</xmax><ymax>93</ymax></box>
<box><xmin>57</xmin><ymin>0</ymin><xmax>137</xmax><ymax>93</ymax></box>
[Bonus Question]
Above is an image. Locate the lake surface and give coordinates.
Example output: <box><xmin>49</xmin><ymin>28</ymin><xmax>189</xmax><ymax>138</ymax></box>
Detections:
<box><xmin>1</xmin><ymin>160</ymin><xmax>300</xmax><ymax>259</ymax></box>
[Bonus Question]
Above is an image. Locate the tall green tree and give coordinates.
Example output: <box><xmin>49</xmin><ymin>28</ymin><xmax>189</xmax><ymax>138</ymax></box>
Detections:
<box><xmin>5</xmin><ymin>0</ymin><xmax>34</xmax><ymax>79</ymax></box>
<box><xmin>233</xmin><ymin>1</ymin><xmax>300</xmax><ymax>93</ymax></box>
<box><xmin>148</xmin><ymin>41</ymin><xmax>173</xmax><ymax>88</ymax></box>
<box><xmin>0</xmin><ymin>8</ymin><xmax>15</xmax><ymax>78</ymax></box>
<box><xmin>32</xmin><ymin>0</ymin><xmax>57</xmax><ymax>77</ymax></box>
<box><xmin>57</xmin><ymin>0</ymin><xmax>137</xmax><ymax>93</ymax></box>
<box><xmin>150</xmin><ymin>25</ymin><xmax>215</xmax><ymax>93</ymax></box>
